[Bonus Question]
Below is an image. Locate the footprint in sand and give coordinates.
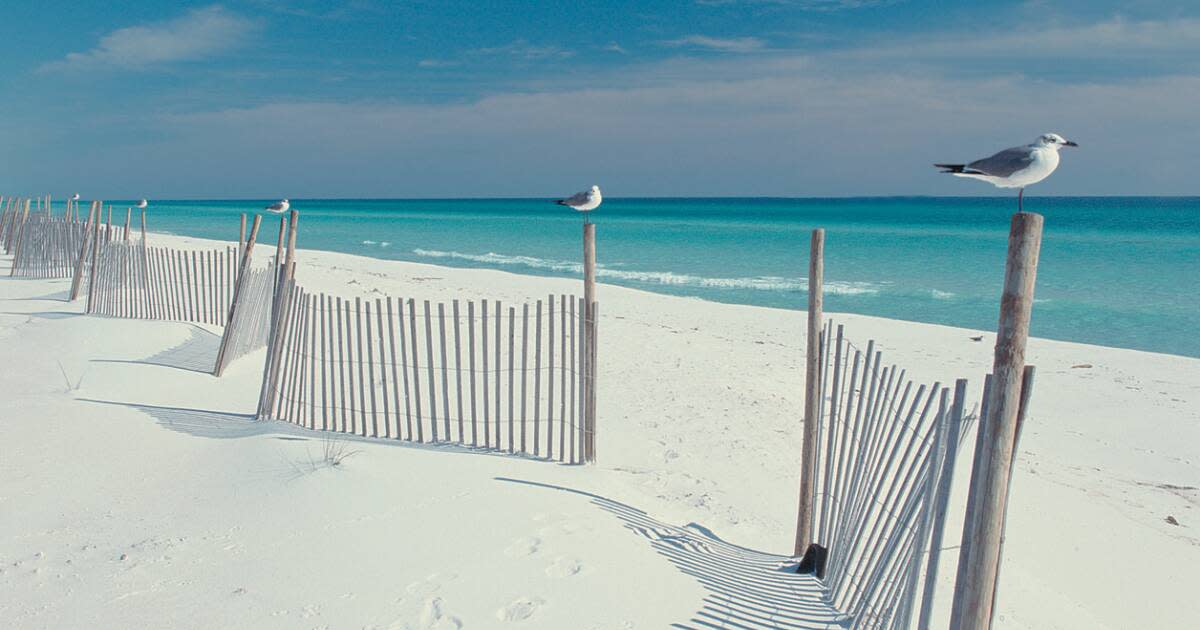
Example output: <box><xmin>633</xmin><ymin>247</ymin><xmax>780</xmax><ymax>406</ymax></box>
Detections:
<box><xmin>544</xmin><ymin>556</ymin><xmax>582</xmax><ymax>578</ymax></box>
<box><xmin>496</xmin><ymin>596</ymin><xmax>545</xmax><ymax>622</ymax></box>
<box><xmin>417</xmin><ymin>597</ymin><xmax>462</xmax><ymax>630</ymax></box>
<box><xmin>503</xmin><ymin>536</ymin><xmax>541</xmax><ymax>558</ymax></box>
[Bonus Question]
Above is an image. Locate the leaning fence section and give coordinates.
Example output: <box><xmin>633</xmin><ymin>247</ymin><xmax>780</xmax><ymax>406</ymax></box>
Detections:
<box><xmin>87</xmin><ymin>241</ymin><xmax>240</xmax><ymax>327</ymax></box>
<box><xmin>257</xmin><ymin>283</ymin><xmax>598</xmax><ymax>464</ymax></box>
<box><xmin>807</xmin><ymin>321</ymin><xmax>972</xmax><ymax>630</ymax></box>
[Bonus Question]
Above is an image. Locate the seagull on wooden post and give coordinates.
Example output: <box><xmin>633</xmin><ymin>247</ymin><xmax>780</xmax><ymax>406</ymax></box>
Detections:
<box><xmin>265</xmin><ymin>199</ymin><xmax>290</xmax><ymax>214</ymax></box>
<box><xmin>554</xmin><ymin>185</ymin><xmax>602</xmax><ymax>223</ymax></box>
<box><xmin>136</xmin><ymin>199</ymin><xmax>148</xmax><ymax>209</ymax></box>
<box><xmin>935</xmin><ymin>133</ymin><xmax>1078</xmax><ymax>212</ymax></box>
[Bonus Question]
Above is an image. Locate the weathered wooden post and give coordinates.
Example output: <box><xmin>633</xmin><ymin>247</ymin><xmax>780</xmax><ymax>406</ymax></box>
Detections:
<box><xmin>238</xmin><ymin>213</ymin><xmax>247</xmax><ymax>263</ymax></box>
<box><xmin>794</xmin><ymin>228</ymin><xmax>824</xmax><ymax>562</ymax></box>
<box><xmin>140</xmin><ymin>211</ymin><xmax>147</xmax><ymax>243</ymax></box>
<box><xmin>9</xmin><ymin>199</ymin><xmax>32</xmax><ymax>276</ymax></box>
<box><xmin>124</xmin><ymin>208</ymin><xmax>131</xmax><ymax>242</ymax></box>
<box><xmin>950</xmin><ymin>212</ymin><xmax>1043</xmax><ymax>630</ymax></box>
<box><xmin>582</xmin><ymin>222</ymin><xmax>597</xmax><ymax>462</ymax></box>
<box><xmin>214</xmin><ymin>215</ymin><xmax>263</xmax><ymax>376</ymax></box>
<box><xmin>85</xmin><ymin>203</ymin><xmax>104</xmax><ymax>312</ymax></box>
<box><xmin>258</xmin><ymin>210</ymin><xmax>300</xmax><ymax>417</ymax></box>
<box><xmin>69</xmin><ymin>201</ymin><xmax>99</xmax><ymax>300</ymax></box>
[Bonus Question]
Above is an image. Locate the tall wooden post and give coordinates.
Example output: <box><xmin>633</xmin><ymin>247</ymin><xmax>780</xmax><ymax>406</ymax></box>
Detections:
<box><xmin>258</xmin><ymin>211</ymin><xmax>300</xmax><ymax>417</ymax></box>
<box><xmin>238</xmin><ymin>213</ymin><xmax>247</xmax><ymax>262</ymax></box>
<box><xmin>69</xmin><ymin>202</ymin><xmax>99</xmax><ymax>300</ymax></box>
<box><xmin>85</xmin><ymin>203</ymin><xmax>104</xmax><ymax>311</ymax></box>
<box><xmin>582</xmin><ymin>223</ymin><xmax>596</xmax><ymax>462</ymax></box>
<box><xmin>141</xmin><ymin>211</ymin><xmax>147</xmax><ymax>243</ymax></box>
<box><xmin>794</xmin><ymin>228</ymin><xmax>824</xmax><ymax>558</ymax></box>
<box><xmin>9</xmin><ymin>200</ymin><xmax>32</xmax><ymax>276</ymax></box>
<box><xmin>950</xmin><ymin>212</ymin><xmax>1043</xmax><ymax>630</ymax></box>
<box><xmin>214</xmin><ymin>215</ymin><xmax>263</xmax><ymax>376</ymax></box>
<box><xmin>124</xmin><ymin>208</ymin><xmax>131</xmax><ymax>242</ymax></box>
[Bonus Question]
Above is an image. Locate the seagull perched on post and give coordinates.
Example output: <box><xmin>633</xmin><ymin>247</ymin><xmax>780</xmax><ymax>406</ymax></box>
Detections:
<box><xmin>554</xmin><ymin>185</ymin><xmax>602</xmax><ymax>223</ymax></box>
<box><xmin>71</xmin><ymin>193</ymin><xmax>81</xmax><ymax>201</ymax></box>
<box><xmin>265</xmin><ymin>199</ymin><xmax>290</xmax><ymax>214</ymax></box>
<box><xmin>136</xmin><ymin>199</ymin><xmax>148</xmax><ymax>209</ymax></box>
<box><xmin>935</xmin><ymin>133</ymin><xmax>1078</xmax><ymax>212</ymax></box>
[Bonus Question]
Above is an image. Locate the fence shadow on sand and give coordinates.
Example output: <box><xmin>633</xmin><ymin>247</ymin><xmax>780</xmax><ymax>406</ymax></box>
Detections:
<box><xmin>496</xmin><ymin>478</ymin><xmax>849</xmax><ymax>630</ymax></box>
<box><xmin>91</xmin><ymin>326</ymin><xmax>221</xmax><ymax>374</ymax></box>
<box><xmin>78</xmin><ymin>398</ymin><xmax>575</xmax><ymax>467</ymax></box>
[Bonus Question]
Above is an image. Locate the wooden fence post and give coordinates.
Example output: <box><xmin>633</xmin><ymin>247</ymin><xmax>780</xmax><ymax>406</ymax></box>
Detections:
<box><xmin>795</xmin><ymin>228</ymin><xmax>824</xmax><ymax>560</ymax></box>
<box><xmin>949</xmin><ymin>212</ymin><xmax>1043</xmax><ymax>630</ymax></box>
<box><xmin>9</xmin><ymin>200</ymin><xmax>32</xmax><ymax>276</ymax></box>
<box><xmin>69</xmin><ymin>202</ymin><xmax>99</xmax><ymax>300</ymax></box>
<box><xmin>213</xmin><ymin>215</ymin><xmax>263</xmax><ymax>376</ymax></box>
<box><xmin>582</xmin><ymin>222</ymin><xmax>597</xmax><ymax>463</ymax></box>
<box><xmin>257</xmin><ymin>211</ymin><xmax>300</xmax><ymax>417</ymax></box>
<box><xmin>85</xmin><ymin>204</ymin><xmax>104</xmax><ymax>312</ymax></box>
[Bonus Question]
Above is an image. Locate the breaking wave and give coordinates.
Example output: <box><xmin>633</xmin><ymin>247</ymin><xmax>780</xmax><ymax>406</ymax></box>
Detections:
<box><xmin>412</xmin><ymin>249</ymin><xmax>881</xmax><ymax>295</ymax></box>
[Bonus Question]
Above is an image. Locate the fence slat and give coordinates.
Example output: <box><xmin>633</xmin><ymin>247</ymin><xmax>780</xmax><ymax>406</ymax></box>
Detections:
<box><xmin>482</xmin><ymin>299</ymin><xmax>490</xmax><ymax>448</ymax></box>
<box><xmin>438</xmin><ymin>302</ymin><xmax>451</xmax><ymax>441</ymax></box>
<box><xmin>409</xmin><ymin>299</ymin><xmax>424</xmax><ymax>442</ymax></box>
<box><xmin>377</xmin><ymin>298</ymin><xmax>391</xmax><ymax>439</ymax></box>
<box><xmin>356</xmin><ymin>297</ymin><xmax>368</xmax><ymax>437</ymax></box>
<box><xmin>468</xmin><ymin>300</ymin><xmax>478</xmax><ymax>447</ymax></box>
<box><xmin>366</xmin><ymin>299</ymin><xmax>379</xmax><ymax>438</ymax></box>
<box><xmin>453</xmin><ymin>299</ymin><xmax>464</xmax><ymax>445</ymax></box>
<box><xmin>508</xmin><ymin>305</ymin><xmax>516</xmax><ymax>454</ymax></box>
<box><xmin>534</xmin><ymin>301</ymin><xmax>543</xmax><ymax>456</ymax></box>
<box><xmin>521</xmin><ymin>303</ymin><xmax>529</xmax><ymax>455</ymax></box>
<box><xmin>425</xmin><ymin>300</ymin><xmax>439</xmax><ymax>442</ymax></box>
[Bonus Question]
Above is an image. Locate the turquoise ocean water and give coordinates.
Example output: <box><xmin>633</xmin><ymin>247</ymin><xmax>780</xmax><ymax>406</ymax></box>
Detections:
<box><xmin>79</xmin><ymin>197</ymin><xmax>1198</xmax><ymax>357</ymax></box>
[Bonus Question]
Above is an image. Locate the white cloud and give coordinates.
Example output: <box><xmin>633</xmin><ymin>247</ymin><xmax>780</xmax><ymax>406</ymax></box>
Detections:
<box><xmin>418</xmin><ymin>58</ymin><xmax>461</xmax><ymax>68</ymax></box>
<box><xmin>473</xmin><ymin>39</ymin><xmax>575</xmax><ymax>60</ymax></box>
<box><xmin>661</xmin><ymin>35</ymin><xmax>767</xmax><ymax>53</ymax></box>
<box><xmin>39</xmin><ymin>5</ymin><xmax>256</xmax><ymax>72</ymax></box>
<box><xmin>841</xmin><ymin>17</ymin><xmax>1200</xmax><ymax>61</ymax></box>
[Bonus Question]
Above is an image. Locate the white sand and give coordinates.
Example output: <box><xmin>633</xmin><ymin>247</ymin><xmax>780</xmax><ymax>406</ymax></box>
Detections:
<box><xmin>1</xmin><ymin>233</ymin><xmax>1197</xmax><ymax>629</ymax></box>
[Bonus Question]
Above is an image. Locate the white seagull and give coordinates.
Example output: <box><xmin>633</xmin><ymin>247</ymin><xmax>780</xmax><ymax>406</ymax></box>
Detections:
<box><xmin>71</xmin><ymin>193</ymin><xmax>81</xmax><ymax>201</ymax></box>
<box><xmin>136</xmin><ymin>199</ymin><xmax>148</xmax><ymax>209</ymax></box>
<box><xmin>936</xmin><ymin>133</ymin><xmax>1078</xmax><ymax>211</ymax></box>
<box><xmin>265</xmin><ymin>198</ymin><xmax>290</xmax><ymax>214</ymax></box>
<box><xmin>554</xmin><ymin>185</ymin><xmax>602</xmax><ymax>222</ymax></box>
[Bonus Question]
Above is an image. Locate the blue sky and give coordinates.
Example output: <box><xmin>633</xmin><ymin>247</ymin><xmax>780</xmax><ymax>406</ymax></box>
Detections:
<box><xmin>2</xmin><ymin>0</ymin><xmax>1198</xmax><ymax>197</ymax></box>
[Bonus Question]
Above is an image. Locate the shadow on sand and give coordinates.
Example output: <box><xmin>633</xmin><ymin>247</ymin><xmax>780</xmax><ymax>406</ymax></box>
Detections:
<box><xmin>92</xmin><ymin>326</ymin><xmax>220</xmax><ymax>374</ymax></box>
<box><xmin>496</xmin><ymin>477</ymin><xmax>849</xmax><ymax>629</ymax></box>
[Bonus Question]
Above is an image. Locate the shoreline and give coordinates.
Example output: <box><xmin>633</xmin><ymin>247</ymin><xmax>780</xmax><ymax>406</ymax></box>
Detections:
<box><xmin>147</xmin><ymin>228</ymin><xmax>1198</xmax><ymax>362</ymax></box>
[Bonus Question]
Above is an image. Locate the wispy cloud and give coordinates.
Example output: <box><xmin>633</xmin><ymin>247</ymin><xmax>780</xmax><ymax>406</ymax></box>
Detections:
<box><xmin>661</xmin><ymin>35</ymin><xmax>767</xmax><ymax>53</ymax></box>
<box><xmin>473</xmin><ymin>39</ymin><xmax>575</xmax><ymax>60</ymax></box>
<box><xmin>695</xmin><ymin>0</ymin><xmax>894</xmax><ymax>10</ymax></box>
<box><xmin>604</xmin><ymin>42</ymin><xmax>629</xmax><ymax>55</ymax></box>
<box><xmin>418</xmin><ymin>58</ymin><xmax>461</xmax><ymax>68</ymax></box>
<box><xmin>38</xmin><ymin>5</ymin><xmax>256</xmax><ymax>73</ymax></box>
<box><xmin>846</xmin><ymin>17</ymin><xmax>1200</xmax><ymax>61</ymax></box>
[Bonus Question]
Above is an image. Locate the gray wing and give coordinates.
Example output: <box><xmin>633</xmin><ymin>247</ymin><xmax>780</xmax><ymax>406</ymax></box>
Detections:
<box><xmin>967</xmin><ymin>147</ymin><xmax>1034</xmax><ymax>178</ymax></box>
<box><xmin>556</xmin><ymin>190</ymin><xmax>589</xmax><ymax>206</ymax></box>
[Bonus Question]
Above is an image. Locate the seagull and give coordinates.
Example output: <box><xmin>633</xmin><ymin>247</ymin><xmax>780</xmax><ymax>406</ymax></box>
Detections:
<box><xmin>71</xmin><ymin>193</ymin><xmax>80</xmax><ymax>201</ymax></box>
<box><xmin>935</xmin><ymin>133</ymin><xmax>1078</xmax><ymax>211</ymax></box>
<box><xmin>135</xmin><ymin>199</ymin><xmax>148</xmax><ymax>209</ymax></box>
<box><xmin>265</xmin><ymin>198</ymin><xmax>290</xmax><ymax>214</ymax></box>
<box><xmin>554</xmin><ymin>185</ymin><xmax>602</xmax><ymax>223</ymax></box>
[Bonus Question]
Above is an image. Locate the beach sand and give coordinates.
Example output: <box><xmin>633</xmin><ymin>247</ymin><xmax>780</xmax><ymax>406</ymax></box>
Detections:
<box><xmin>1</xmin><ymin>232</ymin><xmax>1197</xmax><ymax>628</ymax></box>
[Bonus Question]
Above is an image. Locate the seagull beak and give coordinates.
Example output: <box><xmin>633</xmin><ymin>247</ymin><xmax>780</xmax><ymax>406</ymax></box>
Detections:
<box><xmin>1064</xmin><ymin>140</ymin><xmax>1078</xmax><ymax>147</ymax></box>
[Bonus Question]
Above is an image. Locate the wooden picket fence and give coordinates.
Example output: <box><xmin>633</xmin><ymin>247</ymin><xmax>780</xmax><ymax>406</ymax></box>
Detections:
<box><xmin>86</xmin><ymin>240</ymin><xmax>241</xmax><ymax>326</ymax></box>
<box><xmin>256</xmin><ymin>281</ymin><xmax>599</xmax><ymax>464</ymax></box>
<box><xmin>10</xmin><ymin>215</ymin><xmax>91</xmax><ymax>278</ymax></box>
<box><xmin>803</xmin><ymin>321</ymin><xmax>973</xmax><ymax>629</ymax></box>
